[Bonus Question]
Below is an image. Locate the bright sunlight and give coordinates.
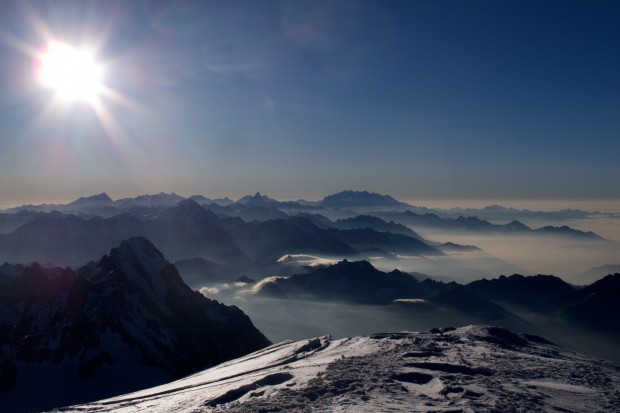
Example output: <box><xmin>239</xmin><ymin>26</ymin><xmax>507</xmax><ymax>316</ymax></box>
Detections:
<box><xmin>37</xmin><ymin>41</ymin><xmax>103</xmax><ymax>103</ymax></box>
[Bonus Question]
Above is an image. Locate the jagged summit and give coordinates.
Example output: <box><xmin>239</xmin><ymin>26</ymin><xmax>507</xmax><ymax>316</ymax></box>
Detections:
<box><xmin>95</xmin><ymin>237</ymin><xmax>176</xmax><ymax>310</ymax></box>
<box><xmin>236</xmin><ymin>192</ymin><xmax>278</xmax><ymax>206</ymax></box>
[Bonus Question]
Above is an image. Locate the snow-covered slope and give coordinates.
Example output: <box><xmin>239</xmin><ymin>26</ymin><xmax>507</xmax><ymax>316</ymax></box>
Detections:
<box><xmin>54</xmin><ymin>325</ymin><xmax>620</xmax><ymax>413</ymax></box>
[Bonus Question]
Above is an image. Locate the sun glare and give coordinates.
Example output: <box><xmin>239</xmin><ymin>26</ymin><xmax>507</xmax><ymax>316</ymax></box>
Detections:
<box><xmin>37</xmin><ymin>41</ymin><xmax>103</xmax><ymax>103</ymax></box>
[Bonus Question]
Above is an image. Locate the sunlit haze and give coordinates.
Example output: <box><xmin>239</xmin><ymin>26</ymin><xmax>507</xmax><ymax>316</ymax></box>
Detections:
<box><xmin>0</xmin><ymin>1</ymin><xmax>617</xmax><ymax>205</ymax></box>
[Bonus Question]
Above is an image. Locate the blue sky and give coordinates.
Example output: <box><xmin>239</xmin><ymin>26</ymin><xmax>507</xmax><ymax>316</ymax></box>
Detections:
<box><xmin>0</xmin><ymin>0</ymin><xmax>618</xmax><ymax>205</ymax></box>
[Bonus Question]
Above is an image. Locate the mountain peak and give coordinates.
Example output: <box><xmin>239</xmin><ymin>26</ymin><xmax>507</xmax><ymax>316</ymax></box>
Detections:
<box><xmin>321</xmin><ymin>190</ymin><xmax>409</xmax><ymax>208</ymax></box>
<box><xmin>236</xmin><ymin>192</ymin><xmax>277</xmax><ymax>206</ymax></box>
<box><xmin>101</xmin><ymin>237</ymin><xmax>176</xmax><ymax>311</ymax></box>
<box><xmin>68</xmin><ymin>193</ymin><xmax>113</xmax><ymax>206</ymax></box>
<box><xmin>115</xmin><ymin>236</ymin><xmax>163</xmax><ymax>259</ymax></box>
<box><xmin>92</xmin><ymin>192</ymin><xmax>112</xmax><ymax>201</ymax></box>
<box><xmin>333</xmin><ymin>259</ymin><xmax>376</xmax><ymax>271</ymax></box>
<box><xmin>504</xmin><ymin>220</ymin><xmax>530</xmax><ymax>231</ymax></box>
<box><xmin>0</xmin><ymin>239</ymin><xmax>270</xmax><ymax>412</ymax></box>
<box><xmin>169</xmin><ymin>198</ymin><xmax>219</xmax><ymax>224</ymax></box>
<box><xmin>176</xmin><ymin>197</ymin><xmax>202</xmax><ymax>209</ymax></box>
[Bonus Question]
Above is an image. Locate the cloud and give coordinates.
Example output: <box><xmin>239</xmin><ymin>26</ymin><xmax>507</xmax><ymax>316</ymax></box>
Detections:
<box><xmin>199</xmin><ymin>281</ymin><xmax>252</xmax><ymax>297</ymax></box>
<box><xmin>200</xmin><ymin>286</ymin><xmax>220</xmax><ymax>296</ymax></box>
<box><xmin>393</xmin><ymin>298</ymin><xmax>426</xmax><ymax>304</ymax></box>
<box><xmin>277</xmin><ymin>254</ymin><xmax>339</xmax><ymax>266</ymax></box>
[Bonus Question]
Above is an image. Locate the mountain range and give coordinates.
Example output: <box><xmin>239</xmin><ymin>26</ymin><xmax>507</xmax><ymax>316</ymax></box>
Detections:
<box><xmin>0</xmin><ymin>237</ymin><xmax>270</xmax><ymax>412</ymax></box>
<box><xmin>2</xmin><ymin>190</ymin><xmax>607</xmax><ymax>224</ymax></box>
<box><xmin>376</xmin><ymin>211</ymin><xmax>606</xmax><ymax>240</ymax></box>
<box><xmin>0</xmin><ymin>199</ymin><xmax>453</xmax><ymax>268</ymax></box>
<box><xmin>0</xmin><ymin>191</ymin><xmax>607</xmax><ymax>246</ymax></box>
<box><xmin>254</xmin><ymin>259</ymin><xmax>620</xmax><ymax>335</ymax></box>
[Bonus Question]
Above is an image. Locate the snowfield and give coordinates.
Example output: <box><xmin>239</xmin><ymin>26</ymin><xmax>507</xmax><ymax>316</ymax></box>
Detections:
<box><xmin>52</xmin><ymin>325</ymin><xmax>620</xmax><ymax>413</ymax></box>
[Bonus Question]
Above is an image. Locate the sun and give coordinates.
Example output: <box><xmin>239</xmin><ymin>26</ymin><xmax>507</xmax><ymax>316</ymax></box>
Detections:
<box><xmin>37</xmin><ymin>41</ymin><xmax>104</xmax><ymax>103</ymax></box>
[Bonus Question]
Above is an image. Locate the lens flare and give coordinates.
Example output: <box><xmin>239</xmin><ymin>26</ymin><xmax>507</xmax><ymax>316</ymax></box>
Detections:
<box><xmin>37</xmin><ymin>41</ymin><xmax>103</xmax><ymax>103</ymax></box>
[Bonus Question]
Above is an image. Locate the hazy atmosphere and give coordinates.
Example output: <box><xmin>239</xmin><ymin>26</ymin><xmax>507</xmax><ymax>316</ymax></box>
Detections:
<box><xmin>0</xmin><ymin>0</ymin><xmax>619</xmax><ymax>205</ymax></box>
<box><xmin>1</xmin><ymin>1</ymin><xmax>619</xmax><ymax>412</ymax></box>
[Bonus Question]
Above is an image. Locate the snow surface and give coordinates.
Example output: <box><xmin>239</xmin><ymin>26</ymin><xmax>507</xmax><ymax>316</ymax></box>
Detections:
<box><xmin>52</xmin><ymin>325</ymin><xmax>620</xmax><ymax>413</ymax></box>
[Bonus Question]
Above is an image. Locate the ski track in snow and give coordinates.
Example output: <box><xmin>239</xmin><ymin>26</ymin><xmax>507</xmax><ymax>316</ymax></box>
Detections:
<box><xmin>54</xmin><ymin>326</ymin><xmax>620</xmax><ymax>413</ymax></box>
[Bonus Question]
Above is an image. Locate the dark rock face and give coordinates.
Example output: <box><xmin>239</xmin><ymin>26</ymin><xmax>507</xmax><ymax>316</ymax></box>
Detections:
<box><xmin>0</xmin><ymin>237</ymin><xmax>270</xmax><ymax>412</ymax></box>
<box><xmin>561</xmin><ymin>273</ymin><xmax>620</xmax><ymax>331</ymax></box>
<box><xmin>256</xmin><ymin>259</ymin><xmax>424</xmax><ymax>304</ymax></box>
<box><xmin>467</xmin><ymin>274</ymin><xmax>579</xmax><ymax>312</ymax></box>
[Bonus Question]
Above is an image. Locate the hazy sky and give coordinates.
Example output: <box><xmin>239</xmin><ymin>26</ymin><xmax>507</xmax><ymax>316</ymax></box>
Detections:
<box><xmin>0</xmin><ymin>0</ymin><xmax>618</xmax><ymax>205</ymax></box>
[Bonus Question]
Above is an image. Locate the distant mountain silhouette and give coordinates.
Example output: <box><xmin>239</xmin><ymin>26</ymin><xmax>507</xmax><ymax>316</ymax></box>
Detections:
<box><xmin>327</xmin><ymin>228</ymin><xmax>442</xmax><ymax>255</ymax></box>
<box><xmin>0</xmin><ymin>201</ymin><xmax>249</xmax><ymax>265</ymax></box>
<box><xmin>0</xmin><ymin>210</ymin><xmax>49</xmax><ymax>234</ymax></box>
<box><xmin>533</xmin><ymin>225</ymin><xmax>604</xmax><ymax>240</ymax></box>
<box><xmin>232</xmin><ymin>217</ymin><xmax>356</xmax><ymax>262</ymax></box>
<box><xmin>437</xmin><ymin>242</ymin><xmax>481</xmax><ymax>252</ymax></box>
<box><xmin>66</xmin><ymin>192</ymin><xmax>113</xmax><ymax>208</ymax></box>
<box><xmin>574</xmin><ymin>264</ymin><xmax>620</xmax><ymax>284</ymax></box>
<box><xmin>234</xmin><ymin>192</ymin><xmax>306</xmax><ymax>209</ymax></box>
<box><xmin>433</xmin><ymin>204</ymin><xmax>592</xmax><ymax>222</ymax></box>
<box><xmin>0</xmin><ymin>238</ymin><xmax>270</xmax><ymax>412</ymax></box>
<box><xmin>117</xmin><ymin>192</ymin><xmax>185</xmax><ymax>208</ymax></box>
<box><xmin>377</xmin><ymin>211</ymin><xmax>606</xmax><ymax>241</ymax></box>
<box><xmin>236</xmin><ymin>192</ymin><xmax>279</xmax><ymax>206</ymax></box>
<box><xmin>333</xmin><ymin>215</ymin><xmax>423</xmax><ymax>238</ymax></box>
<box><xmin>502</xmin><ymin>219</ymin><xmax>531</xmax><ymax>231</ymax></box>
<box><xmin>321</xmin><ymin>190</ymin><xmax>410</xmax><ymax>208</ymax></box>
<box><xmin>0</xmin><ymin>191</ymin><xmax>603</xmax><ymax>227</ymax></box>
<box><xmin>203</xmin><ymin>203</ymin><xmax>290</xmax><ymax>222</ymax></box>
<box><xmin>188</xmin><ymin>195</ymin><xmax>234</xmax><ymax>206</ymax></box>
